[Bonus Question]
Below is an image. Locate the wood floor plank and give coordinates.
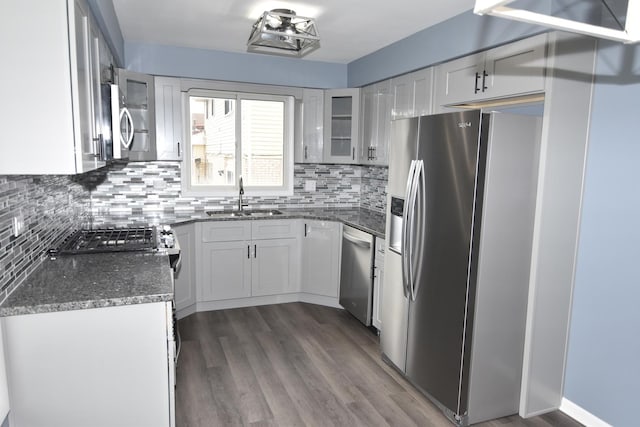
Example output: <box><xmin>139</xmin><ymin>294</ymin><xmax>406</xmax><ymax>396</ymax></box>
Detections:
<box><xmin>176</xmin><ymin>303</ymin><xmax>584</xmax><ymax>427</ymax></box>
<box><xmin>255</xmin><ymin>331</ymin><xmax>337</xmax><ymax>426</ymax></box>
<box><xmin>219</xmin><ymin>334</ymin><xmax>274</xmax><ymax>424</ymax></box>
<box><xmin>206</xmin><ymin>365</ymin><xmax>245</xmax><ymax>427</ymax></box>
<box><xmin>175</xmin><ymin>340</ymin><xmax>223</xmax><ymax>427</ymax></box>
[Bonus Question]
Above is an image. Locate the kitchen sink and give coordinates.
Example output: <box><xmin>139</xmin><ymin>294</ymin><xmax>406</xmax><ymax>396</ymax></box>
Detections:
<box><xmin>206</xmin><ymin>210</ymin><xmax>249</xmax><ymax>217</ymax></box>
<box><xmin>206</xmin><ymin>209</ymin><xmax>283</xmax><ymax>217</ymax></box>
<box><xmin>243</xmin><ymin>209</ymin><xmax>283</xmax><ymax>217</ymax></box>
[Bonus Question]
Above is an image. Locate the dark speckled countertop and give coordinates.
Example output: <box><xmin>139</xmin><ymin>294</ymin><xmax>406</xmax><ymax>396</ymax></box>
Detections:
<box><xmin>1</xmin><ymin>207</ymin><xmax>385</xmax><ymax>317</ymax></box>
<box><xmin>0</xmin><ymin>252</ymin><xmax>174</xmax><ymax>317</ymax></box>
<box><xmin>93</xmin><ymin>207</ymin><xmax>387</xmax><ymax>239</ymax></box>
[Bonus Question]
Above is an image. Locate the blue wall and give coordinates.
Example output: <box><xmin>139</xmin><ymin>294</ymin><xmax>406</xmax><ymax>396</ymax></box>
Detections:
<box><xmin>564</xmin><ymin>40</ymin><xmax>640</xmax><ymax>427</ymax></box>
<box><xmin>125</xmin><ymin>42</ymin><xmax>347</xmax><ymax>88</ymax></box>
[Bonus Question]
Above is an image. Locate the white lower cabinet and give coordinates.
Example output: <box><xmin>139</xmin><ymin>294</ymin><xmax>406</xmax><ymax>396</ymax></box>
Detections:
<box><xmin>199</xmin><ymin>240</ymin><xmax>252</xmax><ymax>301</ymax></box>
<box><xmin>300</xmin><ymin>220</ymin><xmax>341</xmax><ymax>298</ymax></box>
<box><xmin>174</xmin><ymin>223</ymin><xmax>196</xmax><ymax>315</ymax></box>
<box><xmin>3</xmin><ymin>302</ymin><xmax>175</xmax><ymax>427</ymax></box>
<box><xmin>252</xmin><ymin>238</ymin><xmax>300</xmax><ymax>296</ymax></box>
<box><xmin>372</xmin><ymin>238</ymin><xmax>386</xmax><ymax>330</ymax></box>
<box><xmin>197</xmin><ymin>220</ymin><xmax>299</xmax><ymax>303</ymax></box>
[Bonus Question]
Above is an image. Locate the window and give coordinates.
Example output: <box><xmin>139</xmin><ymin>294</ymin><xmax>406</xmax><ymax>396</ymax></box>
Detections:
<box><xmin>183</xmin><ymin>90</ymin><xmax>294</xmax><ymax>195</ymax></box>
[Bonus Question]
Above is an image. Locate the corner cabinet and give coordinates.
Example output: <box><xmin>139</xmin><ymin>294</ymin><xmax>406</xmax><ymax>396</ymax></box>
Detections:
<box><xmin>360</xmin><ymin>80</ymin><xmax>392</xmax><ymax>165</ymax></box>
<box><xmin>435</xmin><ymin>33</ymin><xmax>547</xmax><ymax>107</ymax></box>
<box><xmin>323</xmin><ymin>88</ymin><xmax>360</xmax><ymax>164</ymax></box>
<box><xmin>155</xmin><ymin>77</ymin><xmax>183</xmax><ymax>160</ymax></box>
<box><xmin>0</xmin><ymin>0</ymin><xmax>108</xmax><ymax>174</ymax></box>
<box><xmin>295</xmin><ymin>89</ymin><xmax>324</xmax><ymax>163</ymax></box>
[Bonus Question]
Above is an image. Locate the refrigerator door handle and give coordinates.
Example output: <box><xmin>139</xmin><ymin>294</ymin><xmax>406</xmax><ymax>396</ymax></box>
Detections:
<box><xmin>406</xmin><ymin>160</ymin><xmax>421</xmax><ymax>301</ymax></box>
<box><xmin>410</xmin><ymin>160</ymin><xmax>426</xmax><ymax>301</ymax></box>
<box><xmin>401</xmin><ymin>160</ymin><xmax>417</xmax><ymax>298</ymax></box>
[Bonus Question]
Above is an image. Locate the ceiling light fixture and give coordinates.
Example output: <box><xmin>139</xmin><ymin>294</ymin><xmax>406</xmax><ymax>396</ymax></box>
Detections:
<box><xmin>247</xmin><ymin>9</ymin><xmax>320</xmax><ymax>57</ymax></box>
<box><xmin>474</xmin><ymin>0</ymin><xmax>640</xmax><ymax>43</ymax></box>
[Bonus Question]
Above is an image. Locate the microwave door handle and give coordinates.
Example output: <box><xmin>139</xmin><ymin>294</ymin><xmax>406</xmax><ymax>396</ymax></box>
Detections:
<box><xmin>121</xmin><ymin>107</ymin><xmax>135</xmax><ymax>149</ymax></box>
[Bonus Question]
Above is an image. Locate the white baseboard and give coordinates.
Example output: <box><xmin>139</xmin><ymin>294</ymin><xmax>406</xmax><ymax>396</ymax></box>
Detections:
<box><xmin>191</xmin><ymin>293</ymin><xmax>342</xmax><ymax>313</ymax></box>
<box><xmin>560</xmin><ymin>398</ymin><xmax>612</xmax><ymax>427</ymax></box>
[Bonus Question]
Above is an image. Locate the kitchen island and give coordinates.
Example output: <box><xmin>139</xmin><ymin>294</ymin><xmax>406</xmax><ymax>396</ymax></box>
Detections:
<box><xmin>0</xmin><ymin>252</ymin><xmax>176</xmax><ymax>427</ymax></box>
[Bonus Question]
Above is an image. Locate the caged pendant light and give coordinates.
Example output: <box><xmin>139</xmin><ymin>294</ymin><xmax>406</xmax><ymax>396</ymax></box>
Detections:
<box><xmin>247</xmin><ymin>9</ymin><xmax>320</xmax><ymax>57</ymax></box>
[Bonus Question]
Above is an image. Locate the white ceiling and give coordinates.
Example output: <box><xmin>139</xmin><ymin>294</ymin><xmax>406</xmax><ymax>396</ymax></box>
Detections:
<box><xmin>112</xmin><ymin>0</ymin><xmax>476</xmax><ymax>63</ymax></box>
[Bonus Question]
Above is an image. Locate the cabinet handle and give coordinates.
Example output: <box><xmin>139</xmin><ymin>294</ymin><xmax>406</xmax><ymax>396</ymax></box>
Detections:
<box><xmin>372</xmin><ymin>147</ymin><xmax>376</xmax><ymax>160</ymax></box>
<box><xmin>247</xmin><ymin>245</ymin><xmax>250</xmax><ymax>259</ymax></box>
<box><xmin>482</xmin><ymin>70</ymin><xmax>489</xmax><ymax>92</ymax></box>
<box><xmin>92</xmin><ymin>136</ymin><xmax>103</xmax><ymax>159</ymax></box>
<box><xmin>304</xmin><ymin>146</ymin><xmax>308</xmax><ymax>160</ymax></box>
<box><xmin>254</xmin><ymin>244</ymin><xmax>257</xmax><ymax>258</ymax></box>
<box><xmin>352</xmin><ymin>147</ymin><xmax>355</xmax><ymax>161</ymax></box>
<box><xmin>177</xmin><ymin>141</ymin><xmax>181</xmax><ymax>158</ymax></box>
<box><xmin>474</xmin><ymin>72</ymin><xmax>481</xmax><ymax>94</ymax></box>
<box><xmin>304</xmin><ymin>223</ymin><xmax>307</xmax><ymax>237</ymax></box>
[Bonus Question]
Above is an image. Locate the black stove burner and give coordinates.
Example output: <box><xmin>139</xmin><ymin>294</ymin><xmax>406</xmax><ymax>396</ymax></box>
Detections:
<box><xmin>54</xmin><ymin>227</ymin><xmax>157</xmax><ymax>255</ymax></box>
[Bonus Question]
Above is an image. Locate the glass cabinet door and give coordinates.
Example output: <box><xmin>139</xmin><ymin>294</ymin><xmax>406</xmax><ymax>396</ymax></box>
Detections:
<box><xmin>323</xmin><ymin>88</ymin><xmax>360</xmax><ymax>164</ymax></box>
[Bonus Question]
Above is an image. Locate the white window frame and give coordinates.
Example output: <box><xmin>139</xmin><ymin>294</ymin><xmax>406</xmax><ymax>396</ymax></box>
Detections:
<box><xmin>182</xmin><ymin>89</ymin><xmax>294</xmax><ymax>197</ymax></box>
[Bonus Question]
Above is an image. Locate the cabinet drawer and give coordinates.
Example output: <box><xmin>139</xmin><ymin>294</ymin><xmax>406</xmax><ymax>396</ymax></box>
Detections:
<box><xmin>201</xmin><ymin>221</ymin><xmax>251</xmax><ymax>242</ymax></box>
<box><xmin>252</xmin><ymin>220</ymin><xmax>298</xmax><ymax>240</ymax></box>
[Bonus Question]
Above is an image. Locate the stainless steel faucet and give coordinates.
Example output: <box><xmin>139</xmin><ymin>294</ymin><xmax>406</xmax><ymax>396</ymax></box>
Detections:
<box><xmin>238</xmin><ymin>177</ymin><xmax>248</xmax><ymax>212</ymax></box>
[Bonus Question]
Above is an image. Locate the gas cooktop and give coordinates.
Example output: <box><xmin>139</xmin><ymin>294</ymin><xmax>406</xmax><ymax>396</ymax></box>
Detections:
<box><xmin>52</xmin><ymin>227</ymin><xmax>158</xmax><ymax>256</ymax></box>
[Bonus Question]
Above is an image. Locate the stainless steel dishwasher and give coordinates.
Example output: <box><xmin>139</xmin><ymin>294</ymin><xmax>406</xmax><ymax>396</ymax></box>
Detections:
<box><xmin>339</xmin><ymin>225</ymin><xmax>375</xmax><ymax>326</ymax></box>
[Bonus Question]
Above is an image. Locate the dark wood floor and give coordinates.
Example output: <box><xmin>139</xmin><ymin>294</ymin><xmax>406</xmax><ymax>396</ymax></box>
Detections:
<box><xmin>176</xmin><ymin>302</ymin><xmax>582</xmax><ymax>427</ymax></box>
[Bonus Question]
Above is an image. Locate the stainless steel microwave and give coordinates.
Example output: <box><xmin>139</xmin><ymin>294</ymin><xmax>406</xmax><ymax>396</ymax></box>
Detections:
<box><xmin>99</xmin><ymin>83</ymin><xmax>134</xmax><ymax>161</ymax></box>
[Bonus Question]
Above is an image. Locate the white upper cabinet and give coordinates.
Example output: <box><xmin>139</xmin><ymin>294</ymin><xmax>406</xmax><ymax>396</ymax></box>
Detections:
<box><xmin>295</xmin><ymin>89</ymin><xmax>324</xmax><ymax>163</ymax></box>
<box><xmin>118</xmin><ymin>69</ymin><xmax>156</xmax><ymax>161</ymax></box>
<box><xmin>361</xmin><ymin>80</ymin><xmax>392</xmax><ymax>165</ymax></box>
<box><xmin>323</xmin><ymin>88</ymin><xmax>360</xmax><ymax>164</ymax></box>
<box><xmin>391</xmin><ymin>68</ymin><xmax>434</xmax><ymax>119</ymax></box>
<box><xmin>155</xmin><ymin>77</ymin><xmax>183</xmax><ymax>161</ymax></box>
<box><xmin>435</xmin><ymin>34</ymin><xmax>547</xmax><ymax>107</ymax></box>
<box><xmin>0</xmin><ymin>0</ymin><xmax>107</xmax><ymax>174</ymax></box>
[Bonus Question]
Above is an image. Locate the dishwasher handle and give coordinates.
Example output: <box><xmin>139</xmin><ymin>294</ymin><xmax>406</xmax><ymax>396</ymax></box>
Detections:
<box><xmin>343</xmin><ymin>231</ymin><xmax>371</xmax><ymax>248</ymax></box>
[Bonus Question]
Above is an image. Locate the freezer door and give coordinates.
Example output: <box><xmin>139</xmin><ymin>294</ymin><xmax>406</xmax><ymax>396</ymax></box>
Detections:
<box><xmin>387</xmin><ymin>118</ymin><xmax>419</xmax><ymax>198</ymax></box>
<box><xmin>380</xmin><ymin>118</ymin><xmax>419</xmax><ymax>373</ymax></box>
<box><xmin>405</xmin><ymin>110</ymin><xmax>484</xmax><ymax>418</ymax></box>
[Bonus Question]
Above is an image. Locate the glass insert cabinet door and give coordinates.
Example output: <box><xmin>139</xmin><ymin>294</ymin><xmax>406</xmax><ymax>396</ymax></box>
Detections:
<box><xmin>323</xmin><ymin>88</ymin><xmax>360</xmax><ymax>164</ymax></box>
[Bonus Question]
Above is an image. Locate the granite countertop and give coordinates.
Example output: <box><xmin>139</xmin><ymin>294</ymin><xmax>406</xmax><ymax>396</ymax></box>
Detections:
<box><xmin>0</xmin><ymin>252</ymin><xmax>174</xmax><ymax>317</ymax></box>
<box><xmin>93</xmin><ymin>207</ymin><xmax>387</xmax><ymax>239</ymax></box>
<box><xmin>1</xmin><ymin>207</ymin><xmax>384</xmax><ymax>317</ymax></box>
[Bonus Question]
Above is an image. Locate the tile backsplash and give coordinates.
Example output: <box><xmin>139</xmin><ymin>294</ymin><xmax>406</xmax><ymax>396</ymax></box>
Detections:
<box><xmin>89</xmin><ymin>162</ymin><xmax>388</xmax><ymax>216</ymax></box>
<box><xmin>0</xmin><ymin>175</ymin><xmax>89</xmax><ymax>298</ymax></box>
<box><xmin>0</xmin><ymin>161</ymin><xmax>388</xmax><ymax>298</ymax></box>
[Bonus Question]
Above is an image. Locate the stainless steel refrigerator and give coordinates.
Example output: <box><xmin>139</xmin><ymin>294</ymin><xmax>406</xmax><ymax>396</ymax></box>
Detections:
<box><xmin>381</xmin><ymin>109</ymin><xmax>542</xmax><ymax>426</ymax></box>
